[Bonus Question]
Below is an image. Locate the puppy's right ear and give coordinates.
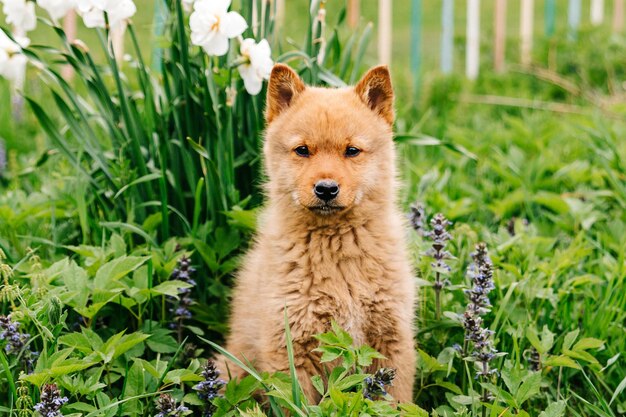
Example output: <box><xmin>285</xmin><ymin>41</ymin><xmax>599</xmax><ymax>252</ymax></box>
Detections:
<box><xmin>266</xmin><ymin>64</ymin><xmax>306</xmax><ymax>123</ymax></box>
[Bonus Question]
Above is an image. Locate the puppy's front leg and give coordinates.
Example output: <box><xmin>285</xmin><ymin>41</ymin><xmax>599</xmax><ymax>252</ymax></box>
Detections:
<box><xmin>368</xmin><ymin>325</ymin><xmax>416</xmax><ymax>403</ymax></box>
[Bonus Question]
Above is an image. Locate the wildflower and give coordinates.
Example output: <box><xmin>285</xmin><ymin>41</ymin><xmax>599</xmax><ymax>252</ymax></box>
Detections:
<box><xmin>76</xmin><ymin>0</ymin><xmax>136</xmax><ymax>30</ymax></box>
<box><xmin>424</xmin><ymin>213</ymin><xmax>453</xmax><ymax>319</ymax></box>
<box><xmin>193</xmin><ymin>360</ymin><xmax>225</xmax><ymax>417</ymax></box>
<box><xmin>237</xmin><ymin>38</ymin><xmax>272</xmax><ymax>95</ymax></box>
<box><xmin>465</xmin><ymin>242</ymin><xmax>495</xmax><ymax>315</ymax></box>
<box><xmin>2</xmin><ymin>0</ymin><xmax>37</xmax><ymax>33</ymax></box>
<box><xmin>0</xmin><ymin>29</ymin><xmax>29</xmax><ymax>84</ymax></box>
<box><xmin>462</xmin><ymin>243</ymin><xmax>500</xmax><ymax>383</ymax></box>
<box><xmin>37</xmin><ymin>0</ymin><xmax>76</xmax><ymax>22</ymax></box>
<box><xmin>33</xmin><ymin>384</ymin><xmax>68</xmax><ymax>417</ymax></box>
<box><xmin>0</xmin><ymin>314</ymin><xmax>30</xmax><ymax>355</ymax></box>
<box><xmin>168</xmin><ymin>256</ymin><xmax>196</xmax><ymax>340</ymax></box>
<box><xmin>189</xmin><ymin>0</ymin><xmax>247</xmax><ymax>56</ymax></box>
<box><xmin>154</xmin><ymin>394</ymin><xmax>189</xmax><ymax>417</ymax></box>
<box><xmin>407</xmin><ymin>203</ymin><xmax>426</xmax><ymax>235</ymax></box>
<box><xmin>0</xmin><ymin>314</ymin><xmax>38</xmax><ymax>372</ymax></box>
<box><xmin>363</xmin><ymin>368</ymin><xmax>396</xmax><ymax>400</ymax></box>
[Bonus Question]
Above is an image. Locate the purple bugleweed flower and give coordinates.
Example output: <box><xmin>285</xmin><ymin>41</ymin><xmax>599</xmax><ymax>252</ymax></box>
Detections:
<box><xmin>363</xmin><ymin>368</ymin><xmax>396</xmax><ymax>400</ymax></box>
<box><xmin>462</xmin><ymin>243</ymin><xmax>499</xmax><ymax>381</ymax></box>
<box><xmin>193</xmin><ymin>361</ymin><xmax>225</xmax><ymax>417</ymax></box>
<box><xmin>0</xmin><ymin>314</ymin><xmax>39</xmax><ymax>373</ymax></box>
<box><xmin>34</xmin><ymin>384</ymin><xmax>68</xmax><ymax>417</ymax></box>
<box><xmin>465</xmin><ymin>243</ymin><xmax>495</xmax><ymax>315</ymax></box>
<box><xmin>425</xmin><ymin>213</ymin><xmax>453</xmax><ymax>290</ymax></box>
<box><xmin>154</xmin><ymin>393</ymin><xmax>189</xmax><ymax>417</ymax></box>
<box><xmin>168</xmin><ymin>256</ymin><xmax>196</xmax><ymax>333</ymax></box>
<box><xmin>0</xmin><ymin>315</ymin><xmax>29</xmax><ymax>355</ymax></box>
<box><xmin>408</xmin><ymin>203</ymin><xmax>426</xmax><ymax>235</ymax></box>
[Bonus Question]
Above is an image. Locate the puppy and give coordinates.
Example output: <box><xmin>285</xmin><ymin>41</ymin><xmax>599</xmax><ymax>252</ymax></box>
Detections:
<box><xmin>217</xmin><ymin>64</ymin><xmax>416</xmax><ymax>403</ymax></box>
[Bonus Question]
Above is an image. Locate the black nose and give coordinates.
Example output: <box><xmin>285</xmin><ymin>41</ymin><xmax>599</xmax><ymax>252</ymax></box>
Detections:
<box><xmin>314</xmin><ymin>180</ymin><xmax>339</xmax><ymax>202</ymax></box>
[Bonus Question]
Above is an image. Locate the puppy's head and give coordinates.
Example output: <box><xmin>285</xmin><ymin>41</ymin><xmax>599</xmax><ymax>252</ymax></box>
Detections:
<box><xmin>263</xmin><ymin>64</ymin><xmax>395</xmax><ymax>217</ymax></box>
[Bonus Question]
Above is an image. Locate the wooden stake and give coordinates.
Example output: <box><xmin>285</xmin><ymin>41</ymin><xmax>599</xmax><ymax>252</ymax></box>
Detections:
<box><xmin>411</xmin><ymin>0</ymin><xmax>422</xmax><ymax>96</ymax></box>
<box><xmin>61</xmin><ymin>10</ymin><xmax>76</xmax><ymax>81</ymax></box>
<box><xmin>440</xmin><ymin>0</ymin><xmax>453</xmax><ymax>73</ymax></box>
<box><xmin>520</xmin><ymin>0</ymin><xmax>534</xmax><ymax>66</ymax></box>
<box><xmin>591</xmin><ymin>0</ymin><xmax>604</xmax><ymax>25</ymax></box>
<box><xmin>348</xmin><ymin>0</ymin><xmax>360</xmax><ymax>28</ymax></box>
<box><xmin>276</xmin><ymin>0</ymin><xmax>286</xmax><ymax>27</ymax></box>
<box><xmin>568</xmin><ymin>0</ymin><xmax>581</xmax><ymax>39</ymax></box>
<box><xmin>545</xmin><ymin>0</ymin><xmax>556</xmax><ymax>36</ymax></box>
<box><xmin>378</xmin><ymin>0</ymin><xmax>392</xmax><ymax>66</ymax></box>
<box><xmin>466</xmin><ymin>0</ymin><xmax>480</xmax><ymax>80</ymax></box>
<box><xmin>613</xmin><ymin>0</ymin><xmax>624</xmax><ymax>32</ymax></box>
<box><xmin>494</xmin><ymin>0</ymin><xmax>506</xmax><ymax>73</ymax></box>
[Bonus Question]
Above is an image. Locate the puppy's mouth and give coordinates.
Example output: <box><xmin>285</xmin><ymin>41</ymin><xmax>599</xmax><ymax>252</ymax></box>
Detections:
<box><xmin>307</xmin><ymin>204</ymin><xmax>345</xmax><ymax>215</ymax></box>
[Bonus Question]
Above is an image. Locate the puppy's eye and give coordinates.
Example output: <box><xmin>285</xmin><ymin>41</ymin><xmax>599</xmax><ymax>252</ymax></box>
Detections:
<box><xmin>294</xmin><ymin>145</ymin><xmax>310</xmax><ymax>157</ymax></box>
<box><xmin>345</xmin><ymin>146</ymin><xmax>361</xmax><ymax>157</ymax></box>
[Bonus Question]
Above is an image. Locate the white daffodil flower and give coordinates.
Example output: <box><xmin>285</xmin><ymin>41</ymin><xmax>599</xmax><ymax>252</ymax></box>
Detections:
<box><xmin>0</xmin><ymin>29</ymin><xmax>28</xmax><ymax>84</ymax></box>
<box><xmin>37</xmin><ymin>0</ymin><xmax>76</xmax><ymax>21</ymax></box>
<box><xmin>2</xmin><ymin>0</ymin><xmax>37</xmax><ymax>32</ymax></box>
<box><xmin>238</xmin><ymin>38</ymin><xmax>272</xmax><ymax>95</ymax></box>
<box><xmin>76</xmin><ymin>0</ymin><xmax>136</xmax><ymax>30</ymax></box>
<box><xmin>182</xmin><ymin>0</ymin><xmax>195</xmax><ymax>13</ymax></box>
<box><xmin>189</xmin><ymin>0</ymin><xmax>247</xmax><ymax>56</ymax></box>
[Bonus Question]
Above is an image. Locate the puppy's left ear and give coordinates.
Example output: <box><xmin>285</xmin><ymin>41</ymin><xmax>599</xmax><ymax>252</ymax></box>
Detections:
<box><xmin>354</xmin><ymin>65</ymin><xmax>394</xmax><ymax>125</ymax></box>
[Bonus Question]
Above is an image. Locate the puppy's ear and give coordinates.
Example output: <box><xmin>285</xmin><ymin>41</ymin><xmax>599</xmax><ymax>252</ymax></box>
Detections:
<box><xmin>354</xmin><ymin>65</ymin><xmax>394</xmax><ymax>125</ymax></box>
<box><xmin>266</xmin><ymin>64</ymin><xmax>306</xmax><ymax>123</ymax></box>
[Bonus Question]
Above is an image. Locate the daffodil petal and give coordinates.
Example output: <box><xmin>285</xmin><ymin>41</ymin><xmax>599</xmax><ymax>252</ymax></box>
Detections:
<box><xmin>222</xmin><ymin>11</ymin><xmax>248</xmax><ymax>38</ymax></box>
<box><xmin>202</xmin><ymin>33</ymin><xmax>230</xmax><ymax>56</ymax></box>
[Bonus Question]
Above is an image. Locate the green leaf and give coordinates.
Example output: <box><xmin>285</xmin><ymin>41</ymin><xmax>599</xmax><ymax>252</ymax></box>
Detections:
<box><xmin>145</xmin><ymin>329</ymin><xmax>179</xmax><ymax>354</ymax></box>
<box><xmin>151</xmin><ymin>280</ymin><xmax>193</xmax><ymax>298</ymax></box>
<box><xmin>515</xmin><ymin>372</ymin><xmax>542</xmax><ymax>405</ymax></box>
<box><xmin>163</xmin><ymin>369</ymin><xmax>203</xmax><ymax>385</ymax></box>
<box><xmin>333</xmin><ymin>373</ymin><xmax>367</xmax><ymax>391</ymax></box>
<box><xmin>562</xmin><ymin>329</ymin><xmax>580</xmax><ymax>352</ymax></box>
<box><xmin>538</xmin><ymin>400</ymin><xmax>567</xmax><ymax>417</ymax></box>
<box><xmin>572</xmin><ymin>338</ymin><xmax>604</xmax><ymax>351</ymax></box>
<box><xmin>399</xmin><ymin>403</ymin><xmax>429</xmax><ymax>417</ymax></box>
<box><xmin>311</xmin><ymin>375</ymin><xmax>325</xmax><ymax>396</ymax></box>
<box><xmin>544</xmin><ymin>355</ymin><xmax>582</xmax><ymax>369</ymax></box>
<box><xmin>94</xmin><ymin>256</ymin><xmax>149</xmax><ymax>289</ymax></box>
<box><xmin>610</xmin><ymin>374</ymin><xmax>626</xmax><ymax>405</ymax></box>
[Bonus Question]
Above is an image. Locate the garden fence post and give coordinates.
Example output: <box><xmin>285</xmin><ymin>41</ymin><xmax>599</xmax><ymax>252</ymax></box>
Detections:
<box><xmin>151</xmin><ymin>0</ymin><xmax>168</xmax><ymax>73</ymax></box>
<box><xmin>545</xmin><ymin>0</ymin><xmax>556</xmax><ymax>36</ymax></box>
<box><xmin>494</xmin><ymin>0</ymin><xmax>506</xmax><ymax>73</ymax></box>
<box><xmin>348</xmin><ymin>0</ymin><xmax>360</xmax><ymax>28</ymax></box>
<box><xmin>441</xmin><ymin>0</ymin><xmax>453</xmax><ymax>73</ymax></box>
<box><xmin>520</xmin><ymin>0</ymin><xmax>534</xmax><ymax>66</ymax></box>
<box><xmin>276</xmin><ymin>0</ymin><xmax>285</xmax><ymax>26</ymax></box>
<box><xmin>411</xmin><ymin>0</ymin><xmax>422</xmax><ymax>96</ymax></box>
<box><xmin>466</xmin><ymin>0</ymin><xmax>480</xmax><ymax>80</ymax></box>
<box><xmin>378</xmin><ymin>0</ymin><xmax>392</xmax><ymax>65</ymax></box>
<box><xmin>62</xmin><ymin>10</ymin><xmax>77</xmax><ymax>81</ymax></box>
<box><xmin>568</xmin><ymin>0</ymin><xmax>582</xmax><ymax>39</ymax></box>
<box><xmin>591</xmin><ymin>0</ymin><xmax>604</xmax><ymax>25</ymax></box>
<box><xmin>613</xmin><ymin>0</ymin><xmax>624</xmax><ymax>32</ymax></box>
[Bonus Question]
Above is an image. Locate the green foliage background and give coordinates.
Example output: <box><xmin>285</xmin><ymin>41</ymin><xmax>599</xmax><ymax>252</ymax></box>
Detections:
<box><xmin>0</xmin><ymin>1</ymin><xmax>625</xmax><ymax>416</ymax></box>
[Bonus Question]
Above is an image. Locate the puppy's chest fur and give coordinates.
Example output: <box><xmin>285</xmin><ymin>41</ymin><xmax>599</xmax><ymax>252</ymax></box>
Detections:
<box><xmin>266</xmin><ymin>223</ymin><xmax>403</xmax><ymax>345</ymax></box>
